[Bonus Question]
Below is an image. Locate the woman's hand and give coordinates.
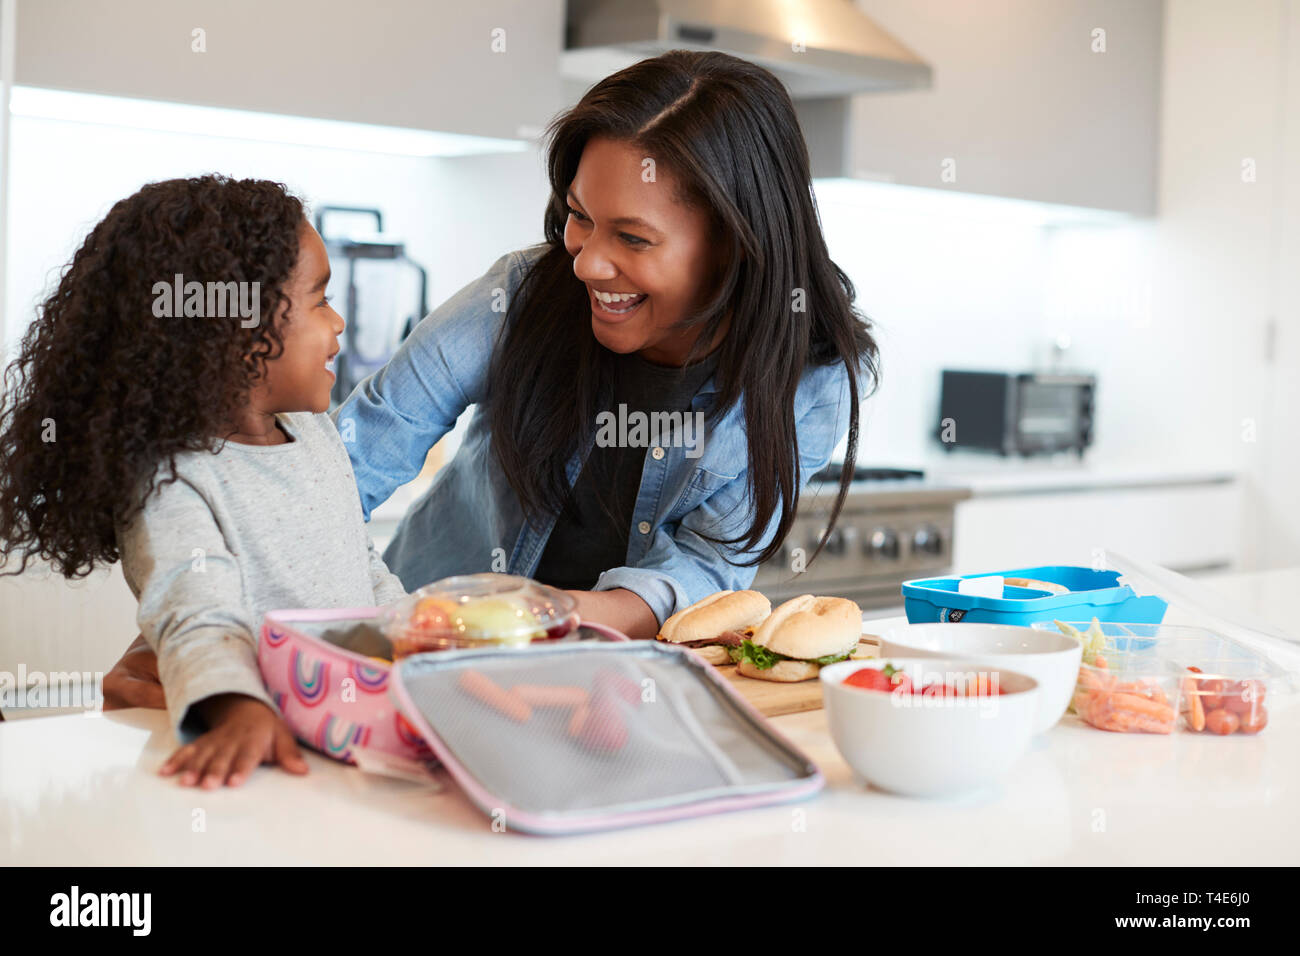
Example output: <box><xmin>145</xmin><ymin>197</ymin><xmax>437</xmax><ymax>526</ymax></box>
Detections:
<box><xmin>159</xmin><ymin>693</ymin><xmax>309</xmax><ymax>788</ymax></box>
<box><xmin>566</xmin><ymin>587</ymin><xmax>660</xmax><ymax>640</ymax></box>
<box><xmin>101</xmin><ymin>634</ymin><xmax>166</xmax><ymax>711</ymax></box>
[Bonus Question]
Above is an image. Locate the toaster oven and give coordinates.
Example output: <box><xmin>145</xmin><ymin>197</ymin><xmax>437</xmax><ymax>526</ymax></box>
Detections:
<box><xmin>937</xmin><ymin>370</ymin><xmax>1095</xmax><ymax>456</ymax></box>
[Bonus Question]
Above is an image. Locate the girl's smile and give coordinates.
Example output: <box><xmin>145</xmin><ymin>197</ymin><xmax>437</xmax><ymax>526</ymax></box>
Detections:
<box><xmin>256</xmin><ymin>221</ymin><xmax>346</xmax><ymax>416</ymax></box>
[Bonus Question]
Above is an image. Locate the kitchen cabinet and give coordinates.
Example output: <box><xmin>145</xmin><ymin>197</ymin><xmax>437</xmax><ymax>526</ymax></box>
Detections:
<box><xmin>821</xmin><ymin>0</ymin><xmax>1163</xmax><ymax>214</ymax></box>
<box><xmin>12</xmin><ymin>0</ymin><xmax>565</xmax><ymax>142</ymax></box>
<box><xmin>1255</xmin><ymin>0</ymin><xmax>1300</xmax><ymax>569</ymax></box>
<box><xmin>951</xmin><ymin>478</ymin><xmax>1241</xmax><ymax>574</ymax></box>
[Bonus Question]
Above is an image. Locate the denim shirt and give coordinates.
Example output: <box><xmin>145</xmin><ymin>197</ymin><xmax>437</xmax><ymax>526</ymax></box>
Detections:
<box><xmin>331</xmin><ymin>245</ymin><xmax>866</xmax><ymax>627</ymax></box>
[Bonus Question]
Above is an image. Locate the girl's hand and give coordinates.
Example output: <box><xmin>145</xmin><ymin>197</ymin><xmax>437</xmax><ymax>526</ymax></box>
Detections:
<box><xmin>159</xmin><ymin>694</ymin><xmax>309</xmax><ymax>788</ymax></box>
<box><xmin>102</xmin><ymin>634</ymin><xmax>165</xmax><ymax>710</ymax></box>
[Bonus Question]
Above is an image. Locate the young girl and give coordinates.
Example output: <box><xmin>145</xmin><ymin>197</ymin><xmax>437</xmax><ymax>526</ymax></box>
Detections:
<box><xmin>0</xmin><ymin>175</ymin><xmax>407</xmax><ymax>788</ymax></box>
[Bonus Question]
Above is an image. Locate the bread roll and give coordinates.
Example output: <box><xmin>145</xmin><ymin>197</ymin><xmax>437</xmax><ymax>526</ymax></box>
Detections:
<box><xmin>753</xmin><ymin>594</ymin><xmax>861</xmax><ymax>661</ymax></box>
<box><xmin>737</xmin><ymin>657</ymin><xmax>821</xmax><ymax>683</ymax></box>
<box><xmin>657</xmin><ymin>589</ymin><xmax>771</xmax><ymax>644</ymax></box>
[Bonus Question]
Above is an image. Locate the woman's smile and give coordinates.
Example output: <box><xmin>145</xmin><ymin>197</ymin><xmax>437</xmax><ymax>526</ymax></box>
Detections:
<box><xmin>564</xmin><ymin>136</ymin><xmax>726</xmax><ymax>363</ymax></box>
<box><xmin>589</xmin><ymin>286</ymin><xmax>649</xmax><ymax>322</ymax></box>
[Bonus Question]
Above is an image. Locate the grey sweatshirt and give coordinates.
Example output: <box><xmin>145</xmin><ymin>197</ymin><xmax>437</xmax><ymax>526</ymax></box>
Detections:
<box><xmin>116</xmin><ymin>411</ymin><xmax>408</xmax><ymax>740</ymax></box>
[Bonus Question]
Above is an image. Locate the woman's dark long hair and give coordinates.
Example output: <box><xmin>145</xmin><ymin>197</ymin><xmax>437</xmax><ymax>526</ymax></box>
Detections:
<box><xmin>0</xmin><ymin>175</ymin><xmax>304</xmax><ymax>579</ymax></box>
<box><xmin>490</xmin><ymin>50</ymin><xmax>879</xmax><ymax>567</ymax></box>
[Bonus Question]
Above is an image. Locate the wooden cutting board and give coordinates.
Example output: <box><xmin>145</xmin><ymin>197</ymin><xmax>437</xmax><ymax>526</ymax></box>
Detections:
<box><xmin>718</xmin><ymin>637</ymin><xmax>880</xmax><ymax>717</ymax></box>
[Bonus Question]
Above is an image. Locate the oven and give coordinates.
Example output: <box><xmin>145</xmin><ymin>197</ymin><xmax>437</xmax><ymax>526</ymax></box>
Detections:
<box><xmin>750</xmin><ymin>468</ymin><xmax>971</xmax><ymax>613</ymax></box>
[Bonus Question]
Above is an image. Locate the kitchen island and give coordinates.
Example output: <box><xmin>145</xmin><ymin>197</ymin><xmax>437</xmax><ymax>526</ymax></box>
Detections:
<box><xmin>3</xmin><ymin>568</ymin><xmax>1297</xmax><ymax>866</ymax></box>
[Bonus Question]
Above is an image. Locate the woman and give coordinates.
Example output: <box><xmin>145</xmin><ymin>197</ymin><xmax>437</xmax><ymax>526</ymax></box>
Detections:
<box><xmin>101</xmin><ymin>49</ymin><xmax>878</xmax><ymax>706</ymax></box>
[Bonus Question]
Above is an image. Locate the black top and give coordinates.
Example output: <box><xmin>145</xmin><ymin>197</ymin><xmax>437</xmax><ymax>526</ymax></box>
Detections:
<box><xmin>532</xmin><ymin>350</ymin><xmax>717</xmax><ymax>591</ymax></box>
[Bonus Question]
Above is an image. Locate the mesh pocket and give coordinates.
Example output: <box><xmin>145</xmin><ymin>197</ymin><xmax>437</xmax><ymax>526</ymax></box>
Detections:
<box><xmin>395</xmin><ymin>643</ymin><xmax>817</xmax><ymax>823</ymax></box>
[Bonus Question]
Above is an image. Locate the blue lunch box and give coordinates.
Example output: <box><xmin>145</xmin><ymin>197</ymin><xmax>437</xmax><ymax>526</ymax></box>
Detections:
<box><xmin>900</xmin><ymin>565</ymin><xmax>1168</xmax><ymax>627</ymax></box>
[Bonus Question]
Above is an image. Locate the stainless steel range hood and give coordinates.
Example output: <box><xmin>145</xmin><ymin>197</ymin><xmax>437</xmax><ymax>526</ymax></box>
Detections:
<box><xmin>563</xmin><ymin>0</ymin><xmax>932</xmax><ymax>98</ymax></box>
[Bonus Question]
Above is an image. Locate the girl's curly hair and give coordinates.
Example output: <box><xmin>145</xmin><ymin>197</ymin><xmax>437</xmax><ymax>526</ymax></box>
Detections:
<box><xmin>0</xmin><ymin>174</ymin><xmax>305</xmax><ymax>579</ymax></box>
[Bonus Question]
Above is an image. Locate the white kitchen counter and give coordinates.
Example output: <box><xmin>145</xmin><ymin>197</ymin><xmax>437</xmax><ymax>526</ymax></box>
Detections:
<box><xmin>4</xmin><ymin>567</ymin><xmax>1297</xmax><ymax>866</ymax></box>
<box><xmin>374</xmin><ymin>461</ymin><xmax>1237</xmax><ymax>517</ymax></box>
<box><xmin>923</xmin><ymin>458</ymin><xmax>1237</xmax><ymax>497</ymax></box>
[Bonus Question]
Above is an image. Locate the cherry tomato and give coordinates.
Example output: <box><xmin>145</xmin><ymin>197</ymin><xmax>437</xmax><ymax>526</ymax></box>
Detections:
<box><xmin>1223</xmin><ymin>679</ymin><xmax>1266</xmax><ymax>714</ymax></box>
<box><xmin>1198</xmin><ymin>678</ymin><xmax>1226</xmax><ymax>711</ymax></box>
<box><xmin>845</xmin><ymin>664</ymin><xmax>912</xmax><ymax>695</ymax></box>
<box><xmin>844</xmin><ymin>668</ymin><xmax>894</xmax><ymax>693</ymax></box>
<box><xmin>1239</xmin><ymin>705</ymin><xmax>1268</xmax><ymax>734</ymax></box>
<box><xmin>1205</xmin><ymin>708</ymin><xmax>1240</xmax><ymax>735</ymax></box>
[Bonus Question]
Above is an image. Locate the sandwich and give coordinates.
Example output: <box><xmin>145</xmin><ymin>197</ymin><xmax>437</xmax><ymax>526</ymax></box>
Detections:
<box><xmin>731</xmin><ymin>594</ymin><xmax>862</xmax><ymax>682</ymax></box>
<box><xmin>656</xmin><ymin>590</ymin><xmax>773</xmax><ymax>665</ymax></box>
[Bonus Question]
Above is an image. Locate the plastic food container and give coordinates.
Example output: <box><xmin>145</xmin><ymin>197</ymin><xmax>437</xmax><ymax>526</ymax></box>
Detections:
<box><xmin>383</xmin><ymin>573</ymin><xmax>581</xmax><ymax>657</ymax></box>
<box><xmin>1070</xmin><ymin>645</ymin><xmax>1181</xmax><ymax>734</ymax></box>
<box><xmin>1032</xmin><ymin>621</ymin><xmax>1291</xmax><ymax>736</ymax></box>
<box><xmin>902</xmin><ymin>565</ymin><xmax>1168</xmax><ymax>627</ymax></box>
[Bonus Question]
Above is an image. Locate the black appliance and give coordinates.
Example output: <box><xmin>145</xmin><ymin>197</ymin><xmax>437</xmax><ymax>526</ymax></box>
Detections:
<box><xmin>316</xmin><ymin>206</ymin><xmax>429</xmax><ymax>406</ymax></box>
<box><xmin>937</xmin><ymin>370</ymin><xmax>1095</xmax><ymax>457</ymax></box>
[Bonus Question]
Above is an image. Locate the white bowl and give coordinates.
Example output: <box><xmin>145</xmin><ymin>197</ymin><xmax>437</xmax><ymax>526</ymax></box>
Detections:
<box><xmin>820</xmin><ymin>657</ymin><xmax>1039</xmax><ymax>798</ymax></box>
<box><xmin>879</xmin><ymin>624</ymin><xmax>1082</xmax><ymax>734</ymax></box>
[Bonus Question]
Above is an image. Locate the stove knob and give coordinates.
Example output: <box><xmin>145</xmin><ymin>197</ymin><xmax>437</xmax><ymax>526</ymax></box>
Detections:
<box><xmin>913</xmin><ymin>525</ymin><xmax>944</xmax><ymax>556</ymax></box>
<box><xmin>841</xmin><ymin>526</ymin><xmax>860</xmax><ymax>554</ymax></box>
<box><xmin>813</xmin><ymin>527</ymin><xmax>845</xmax><ymax>556</ymax></box>
<box><xmin>866</xmin><ymin>528</ymin><xmax>899</xmax><ymax>560</ymax></box>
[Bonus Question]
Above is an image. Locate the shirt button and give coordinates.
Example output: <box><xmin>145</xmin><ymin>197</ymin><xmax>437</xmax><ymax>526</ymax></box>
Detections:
<box><xmin>651</xmin><ymin>446</ymin><xmax>665</xmax><ymax>460</ymax></box>
<box><xmin>638</xmin><ymin>521</ymin><xmax>651</xmax><ymax>535</ymax></box>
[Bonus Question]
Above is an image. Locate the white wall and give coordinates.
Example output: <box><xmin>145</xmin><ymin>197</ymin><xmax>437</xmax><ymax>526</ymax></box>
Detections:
<box><xmin>425</xmin><ymin>150</ymin><xmax>548</xmax><ymax>305</ymax></box>
<box><xmin>2</xmin><ymin>114</ymin><xmax>448</xmax><ymax>343</ymax></box>
<box><xmin>1048</xmin><ymin>0</ymin><xmax>1295</xmax><ymax>571</ymax></box>
<box><xmin>0</xmin><ymin>0</ymin><xmax>13</xmax><ymax>355</ymax></box>
<box><xmin>815</xmin><ymin>0</ymin><xmax>1300</xmax><ymax>575</ymax></box>
<box><xmin>1261</xmin><ymin>0</ymin><xmax>1300</xmax><ymax>570</ymax></box>
<box><xmin>813</xmin><ymin>183</ymin><xmax>1053</xmax><ymax>467</ymax></box>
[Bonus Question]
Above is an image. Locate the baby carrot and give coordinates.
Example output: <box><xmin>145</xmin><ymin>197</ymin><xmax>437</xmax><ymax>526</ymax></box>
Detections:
<box><xmin>458</xmin><ymin>670</ymin><xmax>532</xmax><ymax>723</ymax></box>
<box><xmin>1085</xmin><ymin>692</ymin><xmax>1176</xmax><ymax>734</ymax></box>
<box><xmin>567</xmin><ymin>701</ymin><xmax>590</xmax><ymax>736</ymax></box>
<box><xmin>512</xmin><ymin>684</ymin><xmax>589</xmax><ymax>708</ymax></box>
